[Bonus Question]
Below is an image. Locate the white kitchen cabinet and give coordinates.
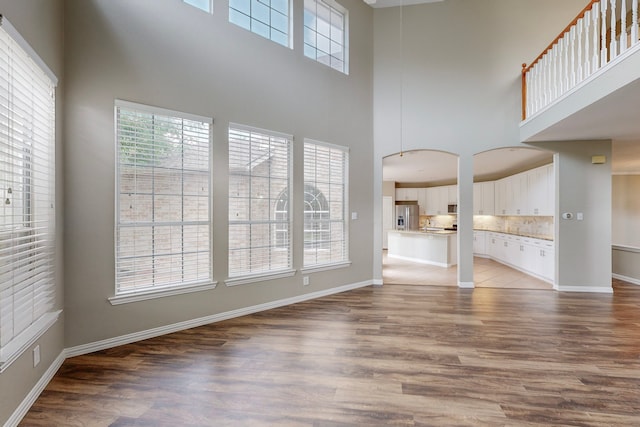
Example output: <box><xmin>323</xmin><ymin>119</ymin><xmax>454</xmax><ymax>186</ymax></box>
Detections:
<box><xmin>527</xmin><ymin>164</ymin><xmax>554</xmax><ymax>216</ymax></box>
<box><xmin>511</xmin><ymin>173</ymin><xmax>528</xmax><ymax>215</ymax></box>
<box><xmin>417</xmin><ymin>188</ymin><xmax>428</xmax><ymax>215</ymax></box>
<box><xmin>494</xmin><ymin>179</ymin><xmax>507</xmax><ymax>215</ymax></box>
<box><xmin>473</xmin><ymin>182</ymin><xmax>495</xmax><ymax>215</ymax></box>
<box><xmin>396</xmin><ymin>188</ymin><xmax>418</xmax><ymax>201</ymax></box>
<box><xmin>447</xmin><ymin>185</ymin><xmax>458</xmax><ymax>204</ymax></box>
<box><xmin>486</xmin><ymin>232</ymin><xmax>554</xmax><ymax>283</ymax></box>
<box><xmin>425</xmin><ymin>187</ymin><xmax>448</xmax><ymax>215</ymax></box>
<box><xmin>473</xmin><ymin>231</ymin><xmax>487</xmax><ymax>256</ymax></box>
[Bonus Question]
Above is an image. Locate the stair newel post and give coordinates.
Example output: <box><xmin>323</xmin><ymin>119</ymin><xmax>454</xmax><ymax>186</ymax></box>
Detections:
<box><xmin>621</xmin><ymin>0</ymin><xmax>628</xmax><ymax>52</ymax></box>
<box><xmin>632</xmin><ymin>0</ymin><xmax>638</xmax><ymax>45</ymax></box>
<box><xmin>521</xmin><ymin>63</ymin><xmax>527</xmax><ymax>120</ymax></box>
<box><xmin>601</xmin><ymin>0</ymin><xmax>609</xmax><ymax>65</ymax></box>
<box><xmin>610</xmin><ymin>0</ymin><xmax>617</xmax><ymax>59</ymax></box>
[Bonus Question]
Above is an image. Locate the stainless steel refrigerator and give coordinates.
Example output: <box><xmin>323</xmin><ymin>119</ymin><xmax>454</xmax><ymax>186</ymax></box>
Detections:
<box><xmin>395</xmin><ymin>205</ymin><xmax>419</xmax><ymax>231</ymax></box>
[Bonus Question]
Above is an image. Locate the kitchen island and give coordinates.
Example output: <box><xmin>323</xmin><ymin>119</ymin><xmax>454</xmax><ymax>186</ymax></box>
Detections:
<box><xmin>387</xmin><ymin>230</ymin><xmax>457</xmax><ymax>267</ymax></box>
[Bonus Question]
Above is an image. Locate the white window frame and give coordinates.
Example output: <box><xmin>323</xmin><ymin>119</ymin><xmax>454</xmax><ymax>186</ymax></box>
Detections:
<box><xmin>301</xmin><ymin>139</ymin><xmax>350</xmax><ymax>272</ymax></box>
<box><xmin>0</xmin><ymin>17</ymin><xmax>60</xmax><ymax>373</ymax></box>
<box><xmin>111</xmin><ymin>100</ymin><xmax>215</xmax><ymax>305</ymax></box>
<box><xmin>226</xmin><ymin>123</ymin><xmax>294</xmax><ymax>286</ymax></box>
<box><xmin>303</xmin><ymin>0</ymin><xmax>349</xmax><ymax>74</ymax></box>
<box><xmin>229</xmin><ymin>0</ymin><xmax>293</xmax><ymax>48</ymax></box>
<box><xmin>183</xmin><ymin>0</ymin><xmax>213</xmax><ymax>13</ymax></box>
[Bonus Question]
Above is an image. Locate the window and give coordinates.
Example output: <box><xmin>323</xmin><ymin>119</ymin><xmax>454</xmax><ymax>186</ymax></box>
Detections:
<box><xmin>229</xmin><ymin>0</ymin><xmax>291</xmax><ymax>47</ymax></box>
<box><xmin>303</xmin><ymin>0</ymin><xmax>348</xmax><ymax>73</ymax></box>
<box><xmin>0</xmin><ymin>18</ymin><xmax>59</xmax><ymax>371</ymax></box>
<box><xmin>303</xmin><ymin>140</ymin><xmax>348</xmax><ymax>267</ymax></box>
<box><xmin>184</xmin><ymin>0</ymin><xmax>212</xmax><ymax>13</ymax></box>
<box><xmin>115</xmin><ymin>101</ymin><xmax>212</xmax><ymax>297</ymax></box>
<box><xmin>228</xmin><ymin>124</ymin><xmax>292</xmax><ymax>281</ymax></box>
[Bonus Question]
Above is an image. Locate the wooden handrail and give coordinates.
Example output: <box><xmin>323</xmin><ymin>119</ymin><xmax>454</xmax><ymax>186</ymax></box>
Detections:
<box><xmin>523</xmin><ymin>0</ymin><xmax>599</xmax><ymax>75</ymax></box>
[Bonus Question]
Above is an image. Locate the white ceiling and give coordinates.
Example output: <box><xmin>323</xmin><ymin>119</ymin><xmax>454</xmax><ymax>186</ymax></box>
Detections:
<box><xmin>382</xmin><ymin>148</ymin><xmax>554</xmax><ymax>184</ymax></box>
<box><xmin>365</xmin><ymin>0</ymin><xmax>444</xmax><ymax>9</ymax></box>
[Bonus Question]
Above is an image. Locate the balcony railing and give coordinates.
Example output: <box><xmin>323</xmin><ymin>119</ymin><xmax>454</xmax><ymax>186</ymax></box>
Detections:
<box><xmin>522</xmin><ymin>0</ymin><xmax>640</xmax><ymax>120</ymax></box>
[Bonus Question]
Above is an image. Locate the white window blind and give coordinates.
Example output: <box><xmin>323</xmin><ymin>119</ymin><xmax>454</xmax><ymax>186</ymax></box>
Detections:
<box><xmin>228</xmin><ymin>124</ymin><xmax>291</xmax><ymax>278</ymax></box>
<box><xmin>303</xmin><ymin>140</ymin><xmax>348</xmax><ymax>267</ymax></box>
<box><xmin>303</xmin><ymin>0</ymin><xmax>348</xmax><ymax>73</ymax></box>
<box><xmin>229</xmin><ymin>0</ymin><xmax>291</xmax><ymax>47</ymax></box>
<box><xmin>115</xmin><ymin>101</ymin><xmax>212</xmax><ymax>295</ymax></box>
<box><xmin>0</xmin><ymin>17</ymin><xmax>58</xmax><ymax>371</ymax></box>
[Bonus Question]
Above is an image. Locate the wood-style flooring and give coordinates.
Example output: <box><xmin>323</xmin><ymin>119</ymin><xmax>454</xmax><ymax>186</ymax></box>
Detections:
<box><xmin>21</xmin><ymin>280</ymin><xmax>640</xmax><ymax>426</ymax></box>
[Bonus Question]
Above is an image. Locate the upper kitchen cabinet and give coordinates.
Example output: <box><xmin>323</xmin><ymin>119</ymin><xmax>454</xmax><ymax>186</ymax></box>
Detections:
<box><xmin>425</xmin><ymin>185</ymin><xmax>457</xmax><ymax>215</ymax></box>
<box><xmin>396</xmin><ymin>188</ymin><xmax>418</xmax><ymax>201</ymax></box>
<box><xmin>417</xmin><ymin>188</ymin><xmax>428</xmax><ymax>215</ymax></box>
<box><xmin>528</xmin><ymin>164</ymin><xmax>554</xmax><ymax>216</ymax></box>
<box><xmin>473</xmin><ymin>181</ymin><xmax>494</xmax><ymax>215</ymax></box>
<box><xmin>493</xmin><ymin>164</ymin><xmax>553</xmax><ymax>216</ymax></box>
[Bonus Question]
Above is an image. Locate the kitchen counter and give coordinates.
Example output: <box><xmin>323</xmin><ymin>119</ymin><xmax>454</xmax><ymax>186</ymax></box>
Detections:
<box><xmin>388</xmin><ymin>230</ymin><xmax>457</xmax><ymax>267</ymax></box>
<box><xmin>474</xmin><ymin>229</ymin><xmax>553</xmax><ymax>241</ymax></box>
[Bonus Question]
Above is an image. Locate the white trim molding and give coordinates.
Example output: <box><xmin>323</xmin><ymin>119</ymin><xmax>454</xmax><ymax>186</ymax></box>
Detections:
<box><xmin>554</xmin><ymin>285</ymin><xmax>613</xmax><ymax>294</ymax></box>
<box><xmin>109</xmin><ymin>281</ymin><xmax>218</xmax><ymax>305</ymax></box>
<box><xmin>4</xmin><ymin>351</ymin><xmax>66</xmax><ymax>427</ymax></box>
<box><xmin>612</xmin><ymin>273</ymin><xmax>640</xmax><ymax>286</ymax></box>
<box><xmin>458</xmin><ymin>281</ymin><xmax>474</xmax><ymax>289</ymax></box>
<box><xmin>224</xmin><ymin>269</ymin><xmax>297</xmax><ymax>287</ymax></box>
<box><xmin>69</xmin><ymin>279</ymin><xmax>373</xmax><ymax>358</ymax></box>
<box><xmin>300</xmin><ymin>261</ymin><xmax>351</xmax><ymax>275</ymax></box>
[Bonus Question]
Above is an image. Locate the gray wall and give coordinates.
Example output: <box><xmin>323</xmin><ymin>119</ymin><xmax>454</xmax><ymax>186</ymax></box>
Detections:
<box><xmin>63</xmin><ymin>0</ymin><xmax>374</xmax><ymax>348</ymax></box>
<box><xmin>371</xmin><ymin>0</ymin><xmax>602</xmax><ymax>287</ymax></box>
<box><xmin>612</xmin><ymin>175</ymin><xmax>640</xmax><ymax>283</ymax></box>
<box><xmin>0</xmin><ymin>0</ymin><xmax>65</xmax><ymax>425</ymax></box>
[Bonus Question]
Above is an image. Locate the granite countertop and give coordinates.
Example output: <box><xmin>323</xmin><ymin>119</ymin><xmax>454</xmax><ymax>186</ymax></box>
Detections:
<box><xmin>474</xmin><ymin>229</ymin><xmax>553</xmax><ymax>242</ymax></box>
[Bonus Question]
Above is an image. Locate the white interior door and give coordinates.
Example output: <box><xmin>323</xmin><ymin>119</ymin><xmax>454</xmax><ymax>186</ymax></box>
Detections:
<box><xmin>383</xmin><ymin>196</ymin><xmax>393</xmax><ymax>249</ymax></box>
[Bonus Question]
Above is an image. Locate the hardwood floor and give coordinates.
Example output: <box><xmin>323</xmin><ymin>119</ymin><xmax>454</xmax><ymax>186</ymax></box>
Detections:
<box><xmin>21</xmin><ymin>280</ymin><xmax>640</xmax><ymax>426</ymax></box>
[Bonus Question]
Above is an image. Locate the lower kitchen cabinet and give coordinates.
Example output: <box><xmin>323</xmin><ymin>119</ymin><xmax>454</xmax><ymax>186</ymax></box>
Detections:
<box><xmin>481</xmin><ymin>231</ymin><xmax>554</xmax><ymax>283</ymax></box>
<box><xmin>473</xmin><ymin>231</ymin><xmax>487</xmax><ymax>256</ymax></box>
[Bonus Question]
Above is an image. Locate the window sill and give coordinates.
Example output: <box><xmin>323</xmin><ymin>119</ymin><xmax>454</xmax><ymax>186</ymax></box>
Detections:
<box><xmin>301</xmin><ymin>261</ymin><xmax>352</xmax><ymax>274</ymax></box>
<box><xmin>109</xmin><ymin>281</ymin><xmax>218</xmax><ymax>306</ymax></box>
<box><xmin>225</xmin><ymin>269</ymin><xmax>297</xmax><ymax>287</ymax></box>
<box><xmin>0</xmin><ymin>310</ymin><xmax>62</xmax><ymax>373</ymax></box>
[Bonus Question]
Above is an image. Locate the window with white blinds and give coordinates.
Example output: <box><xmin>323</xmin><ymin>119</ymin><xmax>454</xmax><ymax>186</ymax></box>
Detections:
<box><xmin>303</xmin><ymin>0</ymin><xmax>348</xmax><ymax>73</ymax></box>
<box><xmin>228</xmin><ymin>124</ymin><xmax>292</xmax><ymax>280</ymax></box>
<box><xmin>0</xmin><ymin>17</ymin><xmax>58</xmax><ymax>371</ymax></box>
<box><xmin>303</xmin><ymin>140</ymin><xmax>348</xmax><ymax>267</ymax></box>
<box><xmin>229</xmin><ymin>0</ymin><xmax>291</xmax><ymax>47</ymax></box>
<box><xmin>115</xmin><ymin>101</ymin><xmax>212</xmax><ymax>296</ymax></box>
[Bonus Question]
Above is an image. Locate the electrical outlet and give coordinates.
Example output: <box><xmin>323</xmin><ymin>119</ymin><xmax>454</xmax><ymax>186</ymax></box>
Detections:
<box><xmin>33</xmin><ymin>345</ymin><xmax>40</xmax><ymax>367</ymax></box>
<box><xmin>303</xmin><ymin>276</ymin><xmax>310</xmax><ymax>286</ymax></box>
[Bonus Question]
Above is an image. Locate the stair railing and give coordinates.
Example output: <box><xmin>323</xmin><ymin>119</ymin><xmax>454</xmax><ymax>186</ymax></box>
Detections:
<box><xmin>522</xmin><ymin>0</ymin><xmax>639</xmax><ymax>120</ymax></box>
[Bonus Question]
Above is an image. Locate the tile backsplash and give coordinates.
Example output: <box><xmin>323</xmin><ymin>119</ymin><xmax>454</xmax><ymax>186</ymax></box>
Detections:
<box><xmin>419</xmin><ymin>215</ymin><xmax>554</xmax><ymax>240</ymax></box>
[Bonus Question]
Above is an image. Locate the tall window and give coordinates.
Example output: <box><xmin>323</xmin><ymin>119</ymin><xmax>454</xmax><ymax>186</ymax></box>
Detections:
<box><xmin>229</xmin><ymin>0</ymin><xmax>291</xmax><ymax>47</ymax></box>
<box><xmin>115</xmin><ymin>101</ymin><xmax>212</xmax><ymax>296</ymax></box>
<box><xmin>303</xmin><ymin>0</ymin><xmax>348</xmax><ymax>73</ymax></box>
<box><xmin>303</xmin><ymin>140</ymin><xmax>348</xmax><ymax>267</ymax></box>
<box><xmin>228</xmin><ymin>124</ymin><xmax>291</xmax><ymax>279</ymax></box>
<box><xmin>0</xmin><ymin>18</ymin><xmax>58</xmax><ymax>371</ymax></box>
<box><xmin>183</xmin><ymin>0</ymin><xmax>213</xmax><ymax>13</ymax></box>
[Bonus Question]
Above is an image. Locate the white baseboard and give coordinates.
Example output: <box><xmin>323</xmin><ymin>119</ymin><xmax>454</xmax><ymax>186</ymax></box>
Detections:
<box><xmin>66</xmin><ymin>279</ymin><xmax>373</xmax><ymax>358</ymax></box>
<box><xmin>612</xmin><ymin>273</ymin><xmax>640</xmax><ymax>286</ymax></box>
<box><xmin>554</xmin><ymin>285</ymin><xmax>613</xmax><ymax>294</ymax></box>
<box><xmin>458</xmin><ymin>281</ymin><xmax>475</xmax><ymax>289</ymax></box>
<box><xmin>5</xmin><ymin>351</ymin><xmax>66</xmax><ymax>427</ymax></box>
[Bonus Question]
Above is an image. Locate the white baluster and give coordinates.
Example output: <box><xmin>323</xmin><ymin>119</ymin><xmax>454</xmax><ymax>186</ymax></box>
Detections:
<box><xmin>557</xmin><ymin>38</ymin><xmax>564</xmax><ymax>95</ymax></box>
<box><xmin>610</xmin><ymin>0</ymin><xmax>617</xmax><ymax>59</ymax></box>
<box><xmin>584</xmin><ymin>10</ymin><xmax>591</xmax><ymax>77</ymax></box>
<box><xmin>570</xmin><ymin>26</ymin><xmax>577</xmax><ymax>87</ymax></box>
<box><xmin>601</xmin><ymin>0</ymin><xmax>609</xmax><ymax>65</ymax></box>
<box><xmin>541</xmin><ymin>55</ymin><xmax>547</xmax><ymax>107</ymax></box>
<box><xmin>552</xmin><ymin>43</ymin><xmax>559</xmax><ymax>99</ymax></box>
<box><xmin>577</xmin><ymin>17</ymin><xmax>584</xmax><ymax>83</ymax></box>
<box><xmin>621</xmin><ymin>0</ymin><xmax>628</xmax><ymax>52</ymax></box>
<box><xmin>592</xmin><ymin>3</ymin><xmax>600</xmax><ymax>72</ymax></box>
<box><xmin>564</xmin><ymin>35</ymin><xmax>571</xmax><ymax>91</ymax></box>
<box><xmin>633</xmin><ymin>0</ymin><xmax>638</xmax><ymax>45</ymax></box>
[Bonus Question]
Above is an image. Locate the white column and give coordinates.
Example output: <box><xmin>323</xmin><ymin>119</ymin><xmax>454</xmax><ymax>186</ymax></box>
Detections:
<box><xmin>457</xmin><ymin>153</ymin><xmax>474</xmax><ymax>289</ymax></box>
